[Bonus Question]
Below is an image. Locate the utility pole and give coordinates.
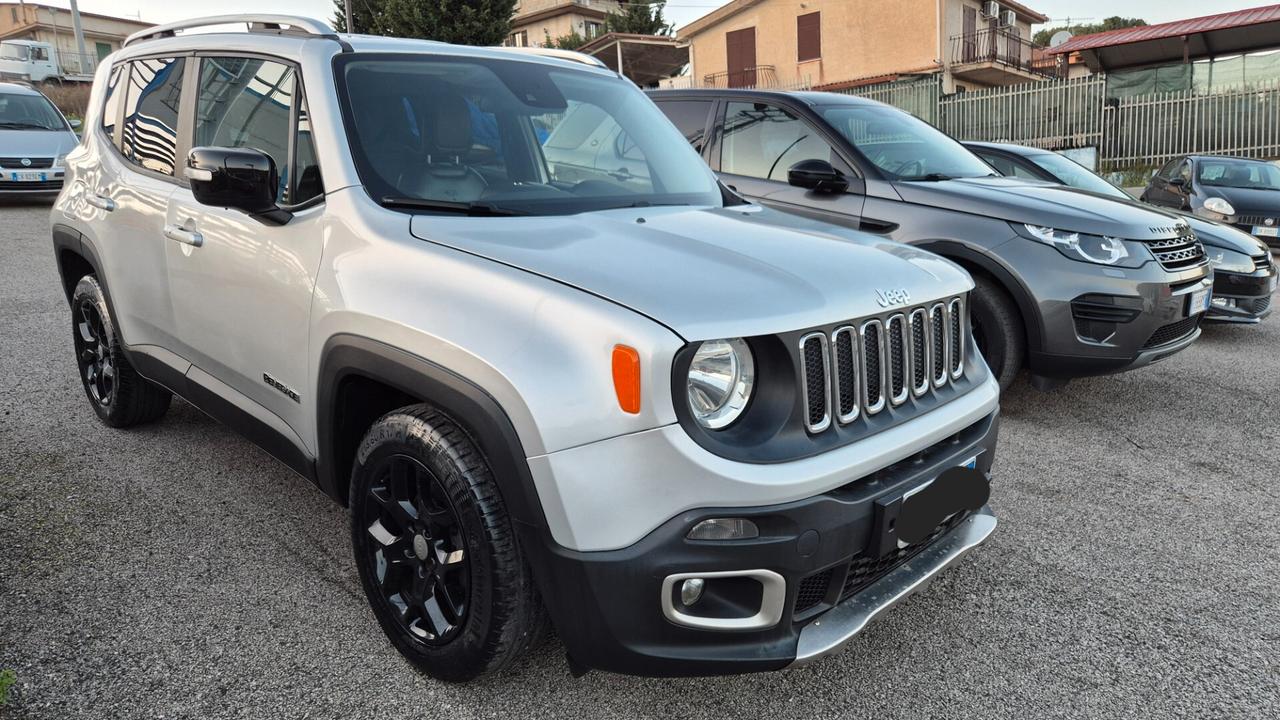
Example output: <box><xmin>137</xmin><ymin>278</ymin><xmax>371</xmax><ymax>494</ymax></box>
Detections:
<box><xmin>68</xmin><ymin>0</ymin><xmax>89</xmax><ymax>74</ymax></box>
<box><xmin>345</xmin><ymin>0</ymin><xmax>355</xmax><ymax>34</ymax></box>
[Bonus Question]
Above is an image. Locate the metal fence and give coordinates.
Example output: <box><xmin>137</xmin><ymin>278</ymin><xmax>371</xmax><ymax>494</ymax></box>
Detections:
<box><xmin>838</xmin><ymin>74</ymin><xmax>1280</xmax><ymax>170</ymax></box>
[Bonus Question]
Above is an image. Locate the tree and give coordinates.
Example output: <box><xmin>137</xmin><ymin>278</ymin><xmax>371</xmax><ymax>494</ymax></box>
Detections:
<box><xmin>604</xmin><ymin>0</ymin><xmax>672</xmax><ymax>36</ymax></box>
<box><xmin>545</xmin><ymin>30</ymin><xmax>588</xmax><ymax>50</ymax></box>
<box><xmin>333</xmin><ymin>0</ymin><xmax>518</xmax><ymax>46</ymax></box>
<box><xmin>1033</xmin><ymin>16</ymin><xmax>1146</xmax><ymax>47</ymax></box>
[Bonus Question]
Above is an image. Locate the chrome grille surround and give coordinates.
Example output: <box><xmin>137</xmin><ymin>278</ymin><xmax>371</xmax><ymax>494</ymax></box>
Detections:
<box><xmin>930</xmin><ymin>303</ymin><xmax>947</xmax><ymax>388</ymax></box>
<box><xmin>831</xmin><ymin>326</ymin><xmax>860</xmax><ymax>424</ymax></box>
<box><xmin>909</xmin><ymin>308</ymin><xmax>930</xmax><ymax>397</ymax></box>
<box><xmin>859</xmin><ymin>319</ymin><xmax>887</xmax><ymax>416</ymax></box>
<box><xmin>885</xmin><ymin>314</ymin><xmax>910</xmax><ymax>407</ymax></box>
<box><xmin>798</xmin><ymin>332</ymin><xmax>832</xmax><ymax>434</ymax></box>
<box><xmin>947</xmin><ymin>297</ymin><xmax>964</xmax><ymax>380</ymax></box>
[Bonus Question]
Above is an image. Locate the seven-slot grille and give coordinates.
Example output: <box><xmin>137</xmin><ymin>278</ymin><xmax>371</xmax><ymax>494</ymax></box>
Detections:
<box><xmin>800</xmin><ymin>296</ymin><xmax>966</xmax><ymax>434</ymax></box>
<box><xmin>1142</xmin><ymin>229</ymin><xmax>1206</xmax><ymax>271</ymax></box>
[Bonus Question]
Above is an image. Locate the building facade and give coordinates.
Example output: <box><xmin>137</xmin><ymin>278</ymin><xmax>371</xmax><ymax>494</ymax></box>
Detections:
<box><xmin>0</xmin><ymin>2</ymin><xmax>151</xmax><ymax>75</ymax></box>
<box><xmin>679</xmin><ymin>0</ymin><xmax>1049</xmax><ymax>92</ymax></box>
<box><xmin>505</xmin><ymin>0</ymin><xmax>622</xmax><ymax>48</ymax></box>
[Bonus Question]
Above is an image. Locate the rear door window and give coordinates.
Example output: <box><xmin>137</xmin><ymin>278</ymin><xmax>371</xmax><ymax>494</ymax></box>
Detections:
<box><xmin>121</xmin><ymin>57</ymin><xmax>185</xmax><ymax>176</ymax></box>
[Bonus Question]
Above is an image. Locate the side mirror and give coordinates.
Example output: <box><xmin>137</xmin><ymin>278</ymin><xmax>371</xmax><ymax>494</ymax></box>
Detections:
<box><xmin>68</xmin><ymin>119</ymin><xmax>82</xmax><ymax>129</ymax></box>
<box><xmin>788</xmin><ymin>159</ymin><xmax>849</xmax><ymax>193</ymax></box>
<box><xmin>185</xmin><ymin>146</ymin><xmax>290</xmax><ymax>224</ymax></box>
<box><xmin>1168</xmin><ymin>176</ymin><xmax>1187</xmax><ymax>189</ymax></box>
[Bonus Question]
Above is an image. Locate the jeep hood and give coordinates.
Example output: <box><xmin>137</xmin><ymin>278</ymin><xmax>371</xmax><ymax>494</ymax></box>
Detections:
<box><xmin>410</xmin><ymin>205</ymin><xmax>972</xmax><ymax>340</ymax></box>
<box><xmin>893</xmin><ymin>176</ymin><xmax>1188</xmax><ymax>240</ymax></box>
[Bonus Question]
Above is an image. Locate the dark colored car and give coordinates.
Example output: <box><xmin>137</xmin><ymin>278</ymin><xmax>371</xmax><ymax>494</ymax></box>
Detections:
<box><xmin>967</xmin><ymin>142</ymin><xmax>1276</xmax><ymax>324</ymax></box>
<box><xmin>649</xmin><ymin>89</ymin><xmax>1213</xmax><ymax>391</ymax></box>
<box><xmin>1140</xmin><ymin>154</ymin><xmax>1280</xmax><ymax>249</ymax></box>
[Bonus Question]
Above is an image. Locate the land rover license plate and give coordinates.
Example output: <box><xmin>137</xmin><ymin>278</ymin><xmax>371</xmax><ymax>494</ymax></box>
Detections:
<box><xmin>1188</xmin><ymin>286</ymin><xmax>1211</xmax><ymax>315</ymax></box>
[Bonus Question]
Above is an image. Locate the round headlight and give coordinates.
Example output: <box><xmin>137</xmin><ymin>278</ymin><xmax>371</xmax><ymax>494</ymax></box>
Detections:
<box><xmin>1203</xmin><ymin>197</ymin><xmax>1235</xmax><ymax>217</ymax></box>
<box><xmin>687</xmin><ymin>338</ymin><xmax>754</xmax><ymax>429</ymax></box>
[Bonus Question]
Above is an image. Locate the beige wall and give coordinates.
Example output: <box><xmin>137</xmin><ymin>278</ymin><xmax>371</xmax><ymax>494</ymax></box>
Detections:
<box><xmin>0</xmin><ymin>3</ymin><xmax>150</xmax><ymax>41</ymax></box>
<box><xmin>685</xmin><ymin>0</ymin><xmax>941</xmax><ymax>88</ymax></box>
<box><xmin>510</xmin><ymin>0</ymin><xmax>620</xmax><ymax>46</ymax></box>
<box><xmin>941</xmin><ymin>0</ymin><xmax>1034</xmax><ymax>45</ymax></box>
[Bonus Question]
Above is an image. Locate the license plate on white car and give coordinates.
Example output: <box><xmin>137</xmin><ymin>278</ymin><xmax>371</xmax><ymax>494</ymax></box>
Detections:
<box><xmin>6</xmin><ymin>171</ymin><xmax>47</xmax><ymax>182</ymax></box>
<box><xmin>1254</xmin><ymin>226</ymin><xmax>1279</xmax><ymax>238</ymax></box>
<box><xmin>1188</xmin><ymin>286</ymin><xmax>1212</xmax><ymax>315</ymax></box>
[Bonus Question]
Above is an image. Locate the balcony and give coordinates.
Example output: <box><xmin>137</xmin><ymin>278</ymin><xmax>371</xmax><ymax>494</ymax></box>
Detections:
<box><xmin>701</xmin><ymin>65</ymin><xmax>786</xmax><ymax>89</ymax></box>
<box><xmin>949</xmin><ymin>29</ymin><xmax>1061</xmax><ymax>85</ymax></box>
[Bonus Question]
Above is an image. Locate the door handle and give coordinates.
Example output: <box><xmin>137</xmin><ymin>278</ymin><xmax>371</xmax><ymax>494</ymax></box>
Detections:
<box><xmin>163</xmin><ymin>222</ymin><xmax>204</xmax><ymax>248</ymax></box>
<box><xmin>86</xmin><ymin>194</ymin><xmax>115</xmax><ymax>212</ymax></box>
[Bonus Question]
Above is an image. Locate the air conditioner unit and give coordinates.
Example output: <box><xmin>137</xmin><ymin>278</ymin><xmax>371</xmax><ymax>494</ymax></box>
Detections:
<box><xmin>999</xmin><ymin>9</ymin><xmax>1017</xmax><ymax>27</ymax></box>
<box><xmin>980</xmin><ymin>2</ymin><xmax>999</xmax><ymax>19</ymax></box>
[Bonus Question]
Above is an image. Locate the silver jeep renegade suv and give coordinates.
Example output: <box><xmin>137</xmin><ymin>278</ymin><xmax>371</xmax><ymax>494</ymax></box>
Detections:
<box><xmin>52</xmin><ymin>15</ymin><xmax>1000</xmax><ymax>680</ymax></box>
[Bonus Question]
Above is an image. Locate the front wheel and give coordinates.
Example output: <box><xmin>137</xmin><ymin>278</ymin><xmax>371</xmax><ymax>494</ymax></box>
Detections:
<box><xmin>349</xmin><ymin>405</ymin><xmax>544</xmax><ymax>682</ymax></box>
<box><xmin>969</xmin><ymin>274</ymin><xmax>1025</xmax><ymax>392</ymax></box>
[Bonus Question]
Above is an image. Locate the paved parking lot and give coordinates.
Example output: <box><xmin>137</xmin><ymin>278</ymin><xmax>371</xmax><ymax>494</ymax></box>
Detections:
<box><xmin>1</xmin><ymin>201</ymin><xmax>1277</xmax><ymax>719</ymax></box>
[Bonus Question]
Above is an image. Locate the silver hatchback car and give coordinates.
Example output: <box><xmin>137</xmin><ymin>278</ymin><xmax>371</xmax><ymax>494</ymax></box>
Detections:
<box><xmin>0</xmin><ymin>81</ymin><xmax>79</xmax><ymax>198</ymax></box>
<box><xmin>52</xmin><ymin>15</ymin><xmax>1000</xmax><ymax>681</ymax></box>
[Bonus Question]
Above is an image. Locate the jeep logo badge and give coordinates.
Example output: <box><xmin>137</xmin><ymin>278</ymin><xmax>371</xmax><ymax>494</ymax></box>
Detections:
<box><xmin>20</xmin><ymin>158</ymin><xmax>31</xmax><ymax>167</ymax></box>
<box><xmin>875</xmin><ymin>288</ymin><xmax>911</xmax><ymax>308</ymax></box>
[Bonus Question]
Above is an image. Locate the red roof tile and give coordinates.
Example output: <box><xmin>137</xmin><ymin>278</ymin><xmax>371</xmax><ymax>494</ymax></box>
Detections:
<box><xmin>1047</xmin><ymin>4</ymin><xmax>1280</xmax><ymax>55</ymax></box>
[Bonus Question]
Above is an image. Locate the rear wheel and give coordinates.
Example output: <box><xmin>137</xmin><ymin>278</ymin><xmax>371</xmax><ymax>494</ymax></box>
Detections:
<box><xmin>71</xmin><ymin>275</ymin><xmax>171</xmax><ymax>427</ymax></box>
<box><xmin>350</xmin><ymin>405</ymin><xmax>544</xmax><ymax>682</ymax></box>
<box><xmin>969</xmin><ymin>274</ymin><xmax>1025</xmax><ymax>392</ymax></box>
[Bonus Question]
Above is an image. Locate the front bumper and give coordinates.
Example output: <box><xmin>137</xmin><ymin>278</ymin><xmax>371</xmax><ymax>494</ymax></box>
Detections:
<box><xmin>1205</xmin><ymin>264</ymin><xmax>1276</xmax><ymax>323</ymax></box>
<box><xmin>1003</xmin><ymin>240</ymin><xmax>1212</xmax><ymax>378</ymax></box>
<box><xmin>525</xmin><ymin>409</ymin><xmax>1000</xmax><ymax>676</ymax></box>
<box><xmin>0</xmin><ymin>173</ymin><xmax>64</xmax><ymax>197</ymax></box>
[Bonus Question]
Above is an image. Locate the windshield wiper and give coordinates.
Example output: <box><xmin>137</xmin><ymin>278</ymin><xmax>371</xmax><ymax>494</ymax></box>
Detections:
<box><xmin>379</xmin><ymin>197</ymin><xmax>526</xmax><ymax>216</ymax></box>
<box><xmin>0</xmin><ymin>121</ymin><xmax>54</xmax><ymax>130</ymax></box>
<box><xmin>901</xmin><ymin>173</ymin><xmax>955</xmax><ymax>182</ymax></box>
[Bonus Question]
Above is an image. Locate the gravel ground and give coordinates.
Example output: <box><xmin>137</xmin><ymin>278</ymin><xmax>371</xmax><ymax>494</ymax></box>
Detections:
<box><xmin>2</xmin><ymin>202</ymin><xmax>1278</xmax><ymax>719</ymax></box>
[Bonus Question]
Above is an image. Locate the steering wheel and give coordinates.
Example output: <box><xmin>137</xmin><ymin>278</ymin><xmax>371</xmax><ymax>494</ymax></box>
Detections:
<box><xmin>895</xmin><ymin>159</ymin><xmax>925</xmax><ymax>178</ymax></box>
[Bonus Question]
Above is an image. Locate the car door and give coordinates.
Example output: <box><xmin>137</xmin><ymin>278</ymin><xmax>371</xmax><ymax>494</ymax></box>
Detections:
<box><xmin>75</xmin><ymin>57</ymin><xmax>187</xmax><ymax>351</ymax></box>
<box><xmin>1143</xmin><ymin>157</ymin><xmax>1187</xmax><ymax>208</ymax></box>
<box><xmin>714</xmin><ymin>99</ymin><xmax>864</xmax><ymax>228</ymax></box>
<box><xmin>163</xmin><ymin>54</ymin><xmax>327</xmax><ymax>443</ymax></box>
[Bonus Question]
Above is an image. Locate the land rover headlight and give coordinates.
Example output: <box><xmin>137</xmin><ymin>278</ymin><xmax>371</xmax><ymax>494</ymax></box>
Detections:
<box><xmin>687</xmin><ymin>338</ymin><xmax>754</xmax><ymax>429</ymax></box>
<box><xmin>1016</xmin><ymin>223</ymin><xmax>1145</xmax><ymax>267</ymax></box>
<box><xmin>1202</xmin><ymin>197</ymin><xmax>1235</xmax><ymax>218</ymax></box>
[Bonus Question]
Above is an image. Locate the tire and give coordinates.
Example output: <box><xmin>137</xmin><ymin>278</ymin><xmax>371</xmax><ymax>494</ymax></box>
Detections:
<box><xmin>969</xmin><ymin>274</ymin><xmax>1025</xmax><ymax>392</ymax></box>
<box><xmin>349</xmin><ymin>405</ymin><xmax>545</xmax><ymax>682</ymax></box>
<box><xmin>70</xmin><ymin>275</ymin><xmax>171</xmax><ymax>427</ymax></box>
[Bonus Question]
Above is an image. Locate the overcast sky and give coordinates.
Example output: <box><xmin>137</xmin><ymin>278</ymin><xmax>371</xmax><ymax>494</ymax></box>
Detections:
<box><xmin>40</xmin><ymin>0</ymin><xmax>1278</xmax><ymax>34</ymax></box>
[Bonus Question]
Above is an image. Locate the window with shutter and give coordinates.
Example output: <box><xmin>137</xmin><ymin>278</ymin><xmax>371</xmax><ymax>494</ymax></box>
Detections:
<box><xmin>797</xmin><ymin>12</ymin><xmax>821</xmax><ymax>62</ymax></box>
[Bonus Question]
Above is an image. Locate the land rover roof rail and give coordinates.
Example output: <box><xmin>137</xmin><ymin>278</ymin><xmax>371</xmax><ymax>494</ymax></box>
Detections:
<box><xmin>123</xmin><ymin>14</ymin><xmax>337</xmax><ymax>47</ymax></box>
<box><xmin>494</xmin><ymin>46</ymin><xmax>609</xmax><ymax>69</ymax></box>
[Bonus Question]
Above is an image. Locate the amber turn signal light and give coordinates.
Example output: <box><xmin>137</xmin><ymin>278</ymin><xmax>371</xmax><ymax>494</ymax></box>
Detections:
<box><xmin>612</xmin><ymin>345</ymin><xmax>641</xmax><ymax>414</ymax></box>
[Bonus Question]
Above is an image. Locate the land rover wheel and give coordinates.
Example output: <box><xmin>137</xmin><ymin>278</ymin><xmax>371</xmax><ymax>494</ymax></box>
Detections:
<box><xmin>70</xmin><ymin>275</ymin><xmax>171</xmax><ymax>427</ymax></box>
<box><xmin>969</xmin><ymin>274</ymin><xmax>1025</xmax><ymax>392</ymax></box>
<box><xmin>350</xmin><ymin>405</ymin><xmax>544</xmax><ymax>682</ymax></box>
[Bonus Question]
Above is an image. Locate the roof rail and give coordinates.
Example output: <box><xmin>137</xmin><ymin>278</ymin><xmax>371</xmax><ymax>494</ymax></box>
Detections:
<box><xmin>124</xmin><ymin>14</ymin><xmax>337</xmax><ymax>47</ymax></box>
<box><xmin>493</xmin><ymin>46</ymin><xmax>608</xmax><ymax>69</ymax></box>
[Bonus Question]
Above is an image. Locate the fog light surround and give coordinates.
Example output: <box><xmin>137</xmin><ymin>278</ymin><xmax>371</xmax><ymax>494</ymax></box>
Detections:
<box><xmin>660</xmin><ymin>569</ymin><xmax>786</xmax><ymax>631</ymax></box>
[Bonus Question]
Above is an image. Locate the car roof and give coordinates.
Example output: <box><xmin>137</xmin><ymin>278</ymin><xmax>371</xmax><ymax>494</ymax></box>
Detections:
<box><xmin>1186</xmin><ymin>154</ymin><xmax>1271</xmax><ymax>164</ymax></box>
<box><xmin>647</xmin><ymin>87</ymin><xmax>890</xmax><ymax>109</ymax></box>
<box><xmin>0</xmin><ymin>81</ymin><xmax>42</xmax><ymax>96</ymax></box>
<box><xmin>961</xmin><ymin>140</ymin><xmax>1053</xmax><ymax>157</ymax></box>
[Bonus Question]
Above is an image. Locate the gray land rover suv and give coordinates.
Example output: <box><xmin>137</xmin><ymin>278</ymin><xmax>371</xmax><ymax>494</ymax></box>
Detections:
<box><xmin>650</xmin><ymin>90</ymin><xmax>1214</xmax><ymax>390</ymax></box>
<box><xmin>52</xmin><ymin>16</ymin><xmax>1000</xmax><ymax>680</ymax></box>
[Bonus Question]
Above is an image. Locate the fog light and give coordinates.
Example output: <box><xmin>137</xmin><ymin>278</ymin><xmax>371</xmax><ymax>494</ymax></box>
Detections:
<box><xmin>687</xmin><ymin>518</ymin><xmax>759</xmax><ymax>540</ymax></box>
<box><xmin>680</xmin><ymin>578</ymin><xmax>704</xmax><ymax>606</ymax></box>
<box><xmin>1211</xmin><ymin>297</ymin><xmax>1235</xmax><ymax>309</ymax></box>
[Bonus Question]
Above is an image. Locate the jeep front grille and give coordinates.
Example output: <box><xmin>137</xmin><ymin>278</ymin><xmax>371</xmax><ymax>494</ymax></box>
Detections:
<box><xmin>1143</xmin><ymin>231</ymin><xmax>1206</xmax><ymax>271</ymax></box>
<box><xmin>800</xmin><ymin>296</ymin><xmax>967</xmax><ymax>434</ymax></box>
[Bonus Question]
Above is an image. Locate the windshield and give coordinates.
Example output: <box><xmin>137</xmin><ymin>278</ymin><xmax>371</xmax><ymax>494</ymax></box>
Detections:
<box><xmin>0</xmin><ymin>92</ymin><xmax>66</xmax><ymax>130</ymax></box>
<box><xmin>336</xmin><ymin>55</ymin><xmax>722</xmax><ymax>216</ymax></box>
<box><xmin>818</xmin><ymin>104</ymin><xmax>993</xmax><ymax>181</ymax></box>
<box><xmin>1029</xmin><ymin>152</ymin><xmax>1128</xmax><ymax>199</ymax></box>
<box><xmin>1197</xmin><ymin>158</ymin><xmax>1280</xmax><ymax>191</ymax></box>
<box><xmin>0</xmin><ymin>43</ymin><xmax>29</xmax><ymax>61</ymax></box>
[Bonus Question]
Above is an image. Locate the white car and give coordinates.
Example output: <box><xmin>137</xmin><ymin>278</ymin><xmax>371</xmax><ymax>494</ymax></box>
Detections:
<box><xmin>0</xmin><ymin>81</ymin><xmax>80</xmax><ymax>198</ymax></box>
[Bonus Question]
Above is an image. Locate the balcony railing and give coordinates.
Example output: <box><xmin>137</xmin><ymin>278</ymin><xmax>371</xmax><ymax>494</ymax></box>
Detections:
<box><xmin>950</xmin><ymin>29</ymin><xmax>1061</xmax><ymax>79</ymax></box>
<box><xmin>701</xmin><ymin>65</ymin><xmax>782</xmax><ymax>89</ymax></box>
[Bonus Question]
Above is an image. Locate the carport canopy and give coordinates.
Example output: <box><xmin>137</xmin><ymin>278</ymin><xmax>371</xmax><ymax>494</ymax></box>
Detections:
<box><xmin>578</xmin><ymin>32</ymin><xmax>688</xmax><ymax>87</ymax></box>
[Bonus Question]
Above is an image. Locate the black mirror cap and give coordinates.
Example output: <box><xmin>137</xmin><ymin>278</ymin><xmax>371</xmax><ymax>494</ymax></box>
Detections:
<box><xmin>186</xmin><ymin>146</ymin><xmax>290</xmax><ymax>224</ymax></box>
<box><xmin>787</xmin><ymin>159</ymin><xmax>849</xmax><ymax>193</ymax></box>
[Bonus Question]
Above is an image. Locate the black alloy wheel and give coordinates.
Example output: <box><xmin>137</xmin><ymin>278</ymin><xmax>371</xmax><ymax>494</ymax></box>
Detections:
<box><xmin>360</xmin><ymin>453</ymin><xmax>471</xmax><ymax>644</ymax></box>
<box><xmin>74</xmin><ymin>297</ymin><xmax>115</xmax><ymax>407</ymax></box>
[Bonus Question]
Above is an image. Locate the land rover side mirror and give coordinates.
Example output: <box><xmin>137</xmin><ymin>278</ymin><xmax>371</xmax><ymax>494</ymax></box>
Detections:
<box><xmin>788</xmin><ymin>159</ymin><xmax>849</xmax><ymax>193</ymax></box>
<box><xmin>185</xmin><ymin>146</ymin><xmax>291</xmax><ymax>225</ymax></box>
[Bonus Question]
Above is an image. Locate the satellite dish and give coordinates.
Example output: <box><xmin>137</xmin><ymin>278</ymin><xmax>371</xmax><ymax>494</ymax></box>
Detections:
<box><xmin>1049</xmin><ymin>30</ymin><xmax>1074</xmax><ymax>47</ymax></box>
